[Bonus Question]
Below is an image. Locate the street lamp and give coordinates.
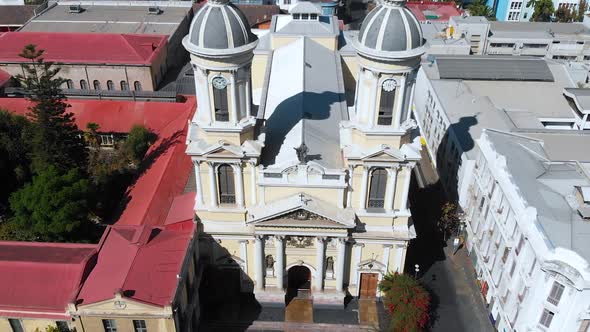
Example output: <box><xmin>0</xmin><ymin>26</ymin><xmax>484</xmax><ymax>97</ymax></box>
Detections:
<box><xmin>414</xmin><ymin>264</ymin><xmax>420</xmax><ymax>278</ymax></box>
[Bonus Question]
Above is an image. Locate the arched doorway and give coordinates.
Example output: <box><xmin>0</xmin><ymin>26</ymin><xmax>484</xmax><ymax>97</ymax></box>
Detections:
<box><xmin>286</xmin><ymin>265</ymin><xmax>311</xmax><ymax>302</ymax></box>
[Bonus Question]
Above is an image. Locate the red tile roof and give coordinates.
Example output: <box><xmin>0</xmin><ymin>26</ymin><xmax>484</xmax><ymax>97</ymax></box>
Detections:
<box><xmin>0</xmin><ymin>32</ymin><xmax>167</xmax><ymax>65</ymax></box>
<box><xmin>0</xmin><ymin>242</ymin><xmax>97</xmax><ymax>319</ymax></box>
<box><xmin>406</xmin><ymin>1</ymin><xmax>463</xmax><ymax>22</ymax></box>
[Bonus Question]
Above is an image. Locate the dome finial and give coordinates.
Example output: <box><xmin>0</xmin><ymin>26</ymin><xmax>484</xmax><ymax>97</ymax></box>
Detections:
<box><xmin>382</xmin><ymin>0</ymin><xmax>406</xmax><ymax>6</ymax></box>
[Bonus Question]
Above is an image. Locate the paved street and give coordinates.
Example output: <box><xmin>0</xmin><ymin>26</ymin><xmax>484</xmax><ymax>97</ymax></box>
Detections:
<box><xmin>405</xmin><ymin>176</ymin><xmax>494</xmax><ymax>332</ymax></box>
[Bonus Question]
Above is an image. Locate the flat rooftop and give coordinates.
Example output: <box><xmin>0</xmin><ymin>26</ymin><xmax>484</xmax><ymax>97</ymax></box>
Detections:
<box><xmin>489</xmin><ymin>21</ymin><xmax>590</xmax><ymax>40</ymax></box>
<box><xmin>21</xmin><ymin>3</ymin><xmax>191</xmax><ymax>36</ymax></box>
<box><xmin>406</xmin><ymin>2</ymin><xmax>463</xmax><ymax>22</ymax></box>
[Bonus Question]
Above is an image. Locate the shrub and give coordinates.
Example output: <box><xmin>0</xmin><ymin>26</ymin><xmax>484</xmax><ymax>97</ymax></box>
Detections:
<box><xmin>379</xmin><ymin>272</ymin><xmax>431</xmax><ymax>332</ymax></box>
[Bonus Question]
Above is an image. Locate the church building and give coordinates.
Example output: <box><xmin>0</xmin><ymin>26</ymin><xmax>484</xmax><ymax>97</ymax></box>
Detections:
<box><xmin>182</xmin><ymin>0</ymin><xmax>425</xmax><ymax>304</ymax></box>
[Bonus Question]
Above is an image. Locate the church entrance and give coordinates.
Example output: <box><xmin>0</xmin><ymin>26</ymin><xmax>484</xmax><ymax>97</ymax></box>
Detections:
<box><xmin>286</xmin><ymin>265</ymin><xmax>311</xmax><ymax>303</ymax></box>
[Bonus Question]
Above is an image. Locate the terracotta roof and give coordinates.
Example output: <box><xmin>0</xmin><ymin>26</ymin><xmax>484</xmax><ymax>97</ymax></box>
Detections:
<box><xmin>0</xmin><ymin>32</ymin><xmax>167</xmax><ymax>65</ymax></box>
<box><xmin>193</xmin><ymin>3</ymin><xmax>280</xmax><ymax>27</ymax></box>
<box><xmin>0</xmin><ymin>242</ymin><xmax>97</xmax><ymax>319</ymax></box>
<box><xmin>0</xmin><ymin>5</ymin><xmax>38</xmax><ymax>26</ymax></box>
<box><xmin>76</xmin><ymin>221</ymin><xmax>194</xmax><ymax>307</ymax></box>
<box><xmin>406</xmin><ymin>1</ymin><xmax>463</xmax><ymax>21</ymax></box>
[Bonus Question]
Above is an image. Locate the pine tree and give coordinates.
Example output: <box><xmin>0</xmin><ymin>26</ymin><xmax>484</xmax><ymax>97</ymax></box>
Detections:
<box><xmin>15</xmin><ymin>44</ymin><xmax>87</xmax><ymax>173</ymax></box>
<box><xmin>529</xmin><ymin>0</ymin><xmax>554</xmax><ymax>21</ymax></box>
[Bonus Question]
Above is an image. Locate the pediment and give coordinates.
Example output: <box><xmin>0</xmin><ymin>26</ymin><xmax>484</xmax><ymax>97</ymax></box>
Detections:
<box><xmin>204</xmin><ymin>144</ymin><xmax>244</xmax><ymax>158</ymax></box>
<box><xmin>361</xmin><ymin>146</ymin><xmax>405</xmax><ymax>161</ymax></box>
<box><xmin>254</xmin><ymin>208</ymin><xmax>349</xmax><ymax>228</ymax></box>
<box><xmin>77</xmin><ymin>296</ymin><xmax>162</xmax><ymax>312</ymax></box>
<box><xmin>358</xmin><ymin>258</ymin><xmax>386</xmax><ymax>271</ymax></box>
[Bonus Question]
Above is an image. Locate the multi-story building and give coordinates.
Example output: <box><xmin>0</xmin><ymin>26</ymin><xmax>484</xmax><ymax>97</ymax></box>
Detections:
<box><xmin>486</xmin><ymin>0</ymin><xmax>580</xmax><ymax>21</ymax></box>
<box><xmin>183</xmin><ymin>0</ymin><xmax>424</xmax><ymax>305</ymax></box>
<box><xmin>462</xmin><ymin>129</ymin><xmax>590</xmax><ymax>332</ymax></box>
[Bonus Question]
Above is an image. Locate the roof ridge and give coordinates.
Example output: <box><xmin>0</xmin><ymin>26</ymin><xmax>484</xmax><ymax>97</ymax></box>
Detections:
<box><xmin>121</xmin><ymin>34</ymin><xmax>148</xmax><ymax>61</ymax></box>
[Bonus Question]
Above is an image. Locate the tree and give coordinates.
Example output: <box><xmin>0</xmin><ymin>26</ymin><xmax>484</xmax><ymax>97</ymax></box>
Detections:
<box><xmin>379</xmin><ymin>272</ymin><xmax>431</xmax><ymax>332</ymax></box>
<box><xmin>0</xmin><ymin>110</ymin><xmax>33</xmax><ymax>204</ymax></box>
<box><xmin>15</xmin><ymin>44</ymin><xmax>86</xmax><ymax>173</ymax></box>
<box><xmin>438</xmin><ymin>202</ymin><xmax>461</xmax><ymax>241</ymax></box>
<box><xmin>577</xmin><ymin>0</ymin><xmax>587</xmax><ymax>21</ymax></box>
<box><xmin>8</xmin><ymin>166</ymin><xmax>91</xmax><ymax>242</ymax></box>
<box><xmin>555</xmin><ymin>6</ymin><xmax>575</xmax><ymax>22</ymax></box>
<box><xmin>466</xmin><ymin>0</ymin><xmax>496</xmax><ymax>19</ymax></box>
<box><xmin>529</xmin><ymin>0</ymin><xmax>554</xmax><ymax>21</ymax></box>
<box><xmin>120</xmin><ymin>124</ymin><xmax>156</xmax><ymax>165</ymax></box>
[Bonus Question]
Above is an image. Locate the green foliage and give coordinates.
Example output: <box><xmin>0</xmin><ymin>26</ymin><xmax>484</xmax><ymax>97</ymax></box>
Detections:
<box><xmin>529</xmin><ymin>0</ymin><xmax>554</xmax><ymax>21</ymax></box>
<box><xmin>466</xmin><ymin>0</ymin><xmax>496</xmax><ymax>19</ymax></box>
<box><xmin>438</xmin><ymin>202</ymin><xmax>461</xmax><ymax>240</ymax></box>
<box><xmin>120</xmin><ymin>124</ymin><xmax>156</xmax><ymax>165</ymax></box>
<box><xmin>34</xmin><ymin>326</ymin><xmax>62</xmax><ymax>332</ymax></box>
<box><xmin>577</xmin><ymin>0</ymin><xmax>587</xmax><ymax>21</ymax></box>
<box><xmin>8</xmin><ymin>166</ymin><xmax>91</xmax><ymax>242</ymax></box>
<box><xmin>555</xmin><ymin>6</ymin><xmax>575</xmax><ymax>22</ymax></box>
<box><xmin>379</xmin><ymin>273</ymin><xmax>431</xmax><ymax>332</ymax></box>
<box><xmin>15</xmin><ymin>44</ymin><xmax>87</xmax><ymax>173</ymax></box>
<box><xmin>0</xmin><ymin>110</ymin><xmax>33</xmax><ymax>204</ymax></box>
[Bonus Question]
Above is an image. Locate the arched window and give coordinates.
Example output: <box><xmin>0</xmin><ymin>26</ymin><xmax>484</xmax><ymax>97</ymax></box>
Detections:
<box><xmin>367</xmin><ymin>168</ymin><xmax>387</xmax><ymax>208</ymax></box>
<box><xmin>213</xmin><ymin>84</ymin><xmax>229</xmax><ymax>121</ymax></box>
<box><xmin>106</xmin><ymin>80</ymin><xmax>115</xmax><ymax>91</ymax></box>
<box><xmin>120</xmin><ymin>81</ymin><xmax>129</xmax><ymax>91</ymax></box>
<box><xmin>218</xmin><ymin>164</ymin><xmax>235</xmax><ymax>204</ymax></box>
<box><xmin>378</xmin><ymin>80</ymin><xmax>396</xmax><ymax>125</ymax></box>
<box><xmin>134</xmin><ymin>81</ymin><xmax>142</xmax><ymax>91</ymax></box>
<box><xmin>93</xmin><ymin>80</ymin><xmax>101</xmax><ymax>90</ymax></box>
<box><xmin>80</xmin><ymin>80</ymin><xmax>88</xmax><ymax>90</ymax></box>
<box><xmin>66</xmin><ymin>79</ymin><xmax>74</xmax><ymax>89</ymax></box>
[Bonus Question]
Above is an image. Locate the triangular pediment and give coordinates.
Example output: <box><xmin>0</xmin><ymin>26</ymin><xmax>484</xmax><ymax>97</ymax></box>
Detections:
<box><xmin>204</xmin><ymin>144</ymin><xmax>244</xmax><ymax>158</ymax></box>
<box><xmin>361</xmin><ymin>146</ymin><xmax>405</xmax><ymax>161</ymax></box>
<box><xmin>254</xmin><ymin>208</ymin><xmax>349</xmax><ymax>228</ymax></box>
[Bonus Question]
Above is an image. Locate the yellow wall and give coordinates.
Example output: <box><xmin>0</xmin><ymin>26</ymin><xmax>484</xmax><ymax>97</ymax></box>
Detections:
<box><xmin>0</xmin><ymin>318</ymin><xmax>63</xmax><ymax>332</ymax></box>
<box><xmin>262</xmin><ymin>186</ymin><xmax>343</xmax><ymax>206</ymax></box>
<box><xmin>251</xmin><ymin>54</ymin><xmax>269</xmax><ymax>91</ymax></box>
<box><xmin>76</xmin><ymin>317</ymin><xmax>173</xmax><ymax>332</ymax></box>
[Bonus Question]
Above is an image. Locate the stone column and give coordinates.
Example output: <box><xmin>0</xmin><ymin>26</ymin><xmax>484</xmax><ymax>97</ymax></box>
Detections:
<box><xmin>240</xmin><ymin>240</ymin><xmax>249</xmax><ymax>274</ymax></box>
<box><xmin>254</xmin><ymin>235</ymin><xmax>265</xmax><ymax>291</ymax></box>
<box><xmin>359</xmin><ymin>166</ymin><xmax>369</xmax><ymax>210</ymax></box>
<box><xmin>351</xmin><ymin>243</ymin><xmax>364</xmax><ymax>285</ymax></box>
<box><xmin>336</xmin><ymin>238</ymin><xmax>347</xmax><ymax>292</ymax></box>
<box><xmin>245</xmin><ymin>73</ymin><xmax>252</xmax><ymax>117</ymax></box>
<box><xmin>368</xmin><ymin>71</ymin><xmax>379</xmax><ymax>127</ymax></box>
<box><xmin>394</xmin><ymin>75</ymin><xmax>407</xmax><ymax>129</ymax></box>
<box><xmin>382</xmin><ymin>245</ymin><xmax>392</xmax><ymax>271</ymax></box>
<box><xmin>207</xmin><ymin>162</ymin><xmax>218</xmax><ymax>208</ymax></box>
<box><xmin>394</xmin><ymin>244</ymin><xmax>406</xmax><ymax>273</ymax></box>
<box><xmin>385</xmin><ymin>166</ymin><xmax>398</xmax><ymax>212</ymax></box>
<box><xmin>229</xmin><ymin>73</ymin><xmax>238</xmax><ymax>125</ymax></box>
<box><xmin>315</xmin><ymin>237</ymin><xmax>327</xmax><ymax>291</ymax></box>
<box><xmin>399</xmin><ymin>165</ymin><xmax>412</xmax><ymax>210</ymax></box>
<box><xmin>233</xmin><ymin>163</ymin><xmax>244</xmax><ymax>208</ymax></box>
<box><xmin>346</xmin><ymin>165</ymin><xmax>354</xmax><ymax>208</ymax></box>
<box><xmin>275</xmin><ymin>236</ymin><xmax>285</xmax><ymax>290</ymax></box>
<box><xmin>194</xmin><ymin>161</ymin><xmax>204</xmax><ymax>207</ymax></box>
<box><xmin>249</xmin><ymin>161</ymin><xmax>257</xmax><ymax>206</ymax></box>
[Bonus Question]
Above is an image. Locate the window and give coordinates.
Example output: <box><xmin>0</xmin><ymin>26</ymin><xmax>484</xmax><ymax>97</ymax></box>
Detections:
<box><xmin>134</xmin><ymin>81</ymin><xmax>142</xmax><ymax>91</ymax></box>
<box><xmin>133</xmin><ymin>320</ymin><xmax>147</xmax><ymax>332</ymax></box>
<box><xmin>285</xmin><ymin>0</ymin><xmax>291</xmax><ymax>4</ymax></box>
<box><xmin>66</xmin><ymin>79</ymin><xmax>74</xmax><ymax>89</ymax></box>
<box><xmin>547</xmin><ymin>282</ymin><xmax>565</xmax><ymax>306</ymax></box>
<box><xmin>539</xmin><ymin>309</ymin><xmax>554</xmax><ymax>328</ymax></box>
<box><xmin>509</xmin><ymin>261</ymin><xmax>516</xmax><ymax>276</ymax></box>
<box><xmin>8</xmin><ymin>319</ymin><xmax>23</xmax><ymax>332</ymax></box>
<box><xmin>56</xmin><ymin>321</ymin><xmax>70</xmax><ymax>332</ymax></box>
<box><xmin>301</xmin><ymin>13</ymin><xmax>309</xmax><ymax>19</ymax></box>
<box><xmin>80</xmin><ymin>79</ymin><xmax>88</xmax><ymax>90</ymax></box>
<box><xmin>93</xmin><ymin>80</ymin><xmax>101</xmax><ymax>90</ymax></box>
<box><xmin>378</xmin><ymin>82</ymin><xmax>395</xmax><ymax>125</ymax></box>
<box><xmin>579</xmin><ymin>320</ymin><xmax>590</xmax><ymax>332</ymax></box>
<box><xmin>107</xmin><ymin>80</ymin><xmax>115</xmax><ymax>91</ymax></box>
<box><xmin>218</xmin><ymin>164</ymin><xmax>235</xmax><ymax>204</ymax></box>
<box><xmin>100</xmin><ymin>134</ymin><xmax>114</xmax><ymax>146</ymax></box>
<box><xmin>213</xmin><ymin>84</ymin><xmax>229</xmax><ymax>122</ymax></box>
<box><xmin>367</xmin><ymin>168</ymin><xmax>387</xmax><ymax>208</ymax></box>
<box><xmin>515</xmin><ymin>235</ymin><xmax>525</xmax><ymax>255</ymax></box>
<box><xmin>310</xmin><ymin>13</ymin><xmax>318</xmax><ymax>20</ymax></box>
<box><xmin>121</xmin><ymin>81</ymin><xmax>129</xmax><ymax>91</ymax></box>
<box><xmin>293</xmin><ymin>13</ymin><xmax>300</xmax><ymax>19</ymax></box>
<box><xmin>102</xmin><ymin>319</ymin><xmax>117</xmax><ymax>332</ymax></box>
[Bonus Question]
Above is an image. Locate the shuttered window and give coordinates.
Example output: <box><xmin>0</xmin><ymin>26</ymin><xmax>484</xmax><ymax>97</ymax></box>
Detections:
<box><xmin>368</xmin><ymin>168</ymin><xmax>387</xmax><ymax>208</ymax></box>
<box><xmin>539</xmin><ymin>309</ymin><xmax>554</xmax><ymax>328</ymax></box>
<box><xmin>547</xmin><ymin>282</ymin><xmax>565</xmax><ymax>306</ymax></box>
<box><xmin>218</xmin><ymin>164</ymin><xmax>235</xmax><ymax>204</ymax></box>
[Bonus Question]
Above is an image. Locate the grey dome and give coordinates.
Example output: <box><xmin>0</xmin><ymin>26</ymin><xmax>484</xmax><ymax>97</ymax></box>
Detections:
<box><xmin>188</xmin><ymin>0</ymin><xmax>257</xmax><ymax>51</ymax></box>
<box><xmin>357</xmin><ymin>0</ymin><xmax>423</xmax><ymax>54</ymax></box>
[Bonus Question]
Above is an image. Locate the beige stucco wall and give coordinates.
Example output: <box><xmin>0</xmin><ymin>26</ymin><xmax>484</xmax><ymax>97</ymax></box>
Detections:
<box><xmin>0</xmin><ymin>318</ymin><xmax>62</xmax><ymax>332</ymax></box>
<box><xmin>75</xmin><ymin>317</ymin><xmax>173</xmax><ymax>332</ymax></box>
<box><xmin>261</xmin><ymin>186</ymin><xmax>343</xmax><ymax>206</ymax></box>
<box><xmin>251</xmin><ymin>54</ymin><xmax>269</xmax><ymax>91</ymax></box>
<box><xmin>349</xmin><ymin>128</ymin><xmax>402</xmax><ymax>150</ymax></box>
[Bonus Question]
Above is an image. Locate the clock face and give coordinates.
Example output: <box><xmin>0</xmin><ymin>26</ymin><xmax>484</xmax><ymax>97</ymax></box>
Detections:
<box><xmin>212</xmin><ymin>76</ymin><xmax>227</xmax><ymax>90</ymax></box>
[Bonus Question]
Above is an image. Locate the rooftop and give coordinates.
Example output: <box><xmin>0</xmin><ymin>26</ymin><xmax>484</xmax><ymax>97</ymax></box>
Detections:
<box><xmin>193</xmin><ymin>3</ymin><xmax>280</xmax><ymax>28</ymax></box>
<box><xmin>0</xmin><ymin>242</ymin><xmax>97</xmax><ymax>319</ymax></box>
<box><xmin>0</xmin><ymin>4</ymin><xmax>39</xmax><ymax>26</ymax></box>
<box><xmin>272</xmin><ymin>14</ymin><xmax>340</xmax><ymax>36</ymax></box>
<box><xmin>489</xmin><ymin>21</ymin><xmax>590</xmax><ymax>40</ymax></box>
<box><xmin>0</xmin><ymin>32</ymin><xmax>167</xmax><ymax>65</ymax></box>
<box><xmin>406</xmin><ymin>1</ymin><xmax>463</xmax><ymax>22</ymax></box>
<box><xmin>21</xmin><ymin>3</ymin><xmax>191</xmax><ymax>36</ymax></box>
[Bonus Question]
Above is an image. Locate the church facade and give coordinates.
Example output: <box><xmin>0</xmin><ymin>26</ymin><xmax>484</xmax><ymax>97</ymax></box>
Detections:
<box><xmin>182</xmin><ymin>0</ymin><xmax>425</xmax><ymax>304</ymax></box>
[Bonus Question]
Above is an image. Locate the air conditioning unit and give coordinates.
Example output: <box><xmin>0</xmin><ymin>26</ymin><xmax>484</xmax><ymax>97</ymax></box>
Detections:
<box><xmin>148</xmin><ymin>6</ymin><xmax>161</xmax><ymax>15</ymax></box>
<box><xmin>69</xmin><ymin>4</ymin><xmax>83</xmax><ymax>13</ymax></box>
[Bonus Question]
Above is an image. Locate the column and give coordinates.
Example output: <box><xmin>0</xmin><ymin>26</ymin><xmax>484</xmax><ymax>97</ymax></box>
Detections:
<box><xmin>229</xmin><ymin>73</ymin><xmax>238</xmax><ymax>125</ymax></box>
<box><xmin>207</xmin><ymin>162</ymin><xmax>218</xmax><ymax>208</ymax></box>
<box><xmin>336</xmin><ymin>238</ymin><xmax>347</xmax><ymax>292</ymax></box>
<box><xmin>346</xmin><ymin>165</ymin><xmax>354</xmax><ymax>208</ymax></box>
<box><xmin>394</xmin><ymin>75</ymin><xmax>407</xmax><ymax>129</ymax></box>
<box><xmin>385</xmin><ymin>166</ymin><xmax>398</xmax><ymax>212</ymax></box>
<box><xmin>275</xmin><ymin>236</ymin><xmax>285</xmax><ymax>290</ymax></box>
<box><xmin>359</xmin><ymin>166</ymin><xmax>369</xmax><ymax>210</ymax></box>
<box><xmin>315</xmin><ymin>237</ymin><xmax>327</xmax><ymax>291</ymax></box>
<box><xmin>399</xmin><ymin>165</ymin><xmax>412</xmax><ymax>210</ymax></box>
<box><xmin>368</xmin><ymin>71</ymin><xmax>379</xmax><ymax>127</ymax></box>
<box><xmin>194</xmin><ymin>161</ymin><xmax>204</xmax><ymax>207</ymax></box>
<box><xmin>382</xmin><ymin>245</ymin><xmax>392</xmax><ymax>271</ymax></box>
<box><xmin>254</xmin><ymin>235</ymin><xmax>265</xmax><ymax>291</ymax></box>
<box><xmin>351</xmin><ymin>243</ymin><xmax>363</xmax><ymax>285</ymax></box>
<box><xmin>394</xmin><ymin>244</ymin><xmax>405</xmax><ymax>273</ymax></box>
<box><xmin>233</xmin><ymin>163</ymin><xmax>244</xmax><ymax>208</ymax></box>
<box><xmin>249</xmin><ymin>161</ymin><xmax>257</xmax><ymax>206</ymax></box>
<box><xmin>240</xmin><ymin>240</ymin><xmax>249</xmax><ymax>274</ymax></box>
<box><xmin>245</xmin><ymin>74</ymin><xmax>252</xmax><ymax>117</ymax></box>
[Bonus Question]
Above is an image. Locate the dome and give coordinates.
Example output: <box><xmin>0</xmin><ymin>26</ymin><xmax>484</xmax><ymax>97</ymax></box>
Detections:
<box><xmin>185</xmin><ymin>0</ymin><xmax>257</xmax><ymax>55</ymax></box>
<box><xmin>356</xmin><ymin>0</ymin><xmax>423</xmax><ymax>56</ymax></box>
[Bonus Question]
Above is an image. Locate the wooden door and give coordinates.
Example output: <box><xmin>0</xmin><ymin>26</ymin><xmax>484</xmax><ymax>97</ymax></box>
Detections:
<box><xmin>359</xmin><ymin>273</ymin><xmax>379</xmax><ymax>298</ymax></box>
